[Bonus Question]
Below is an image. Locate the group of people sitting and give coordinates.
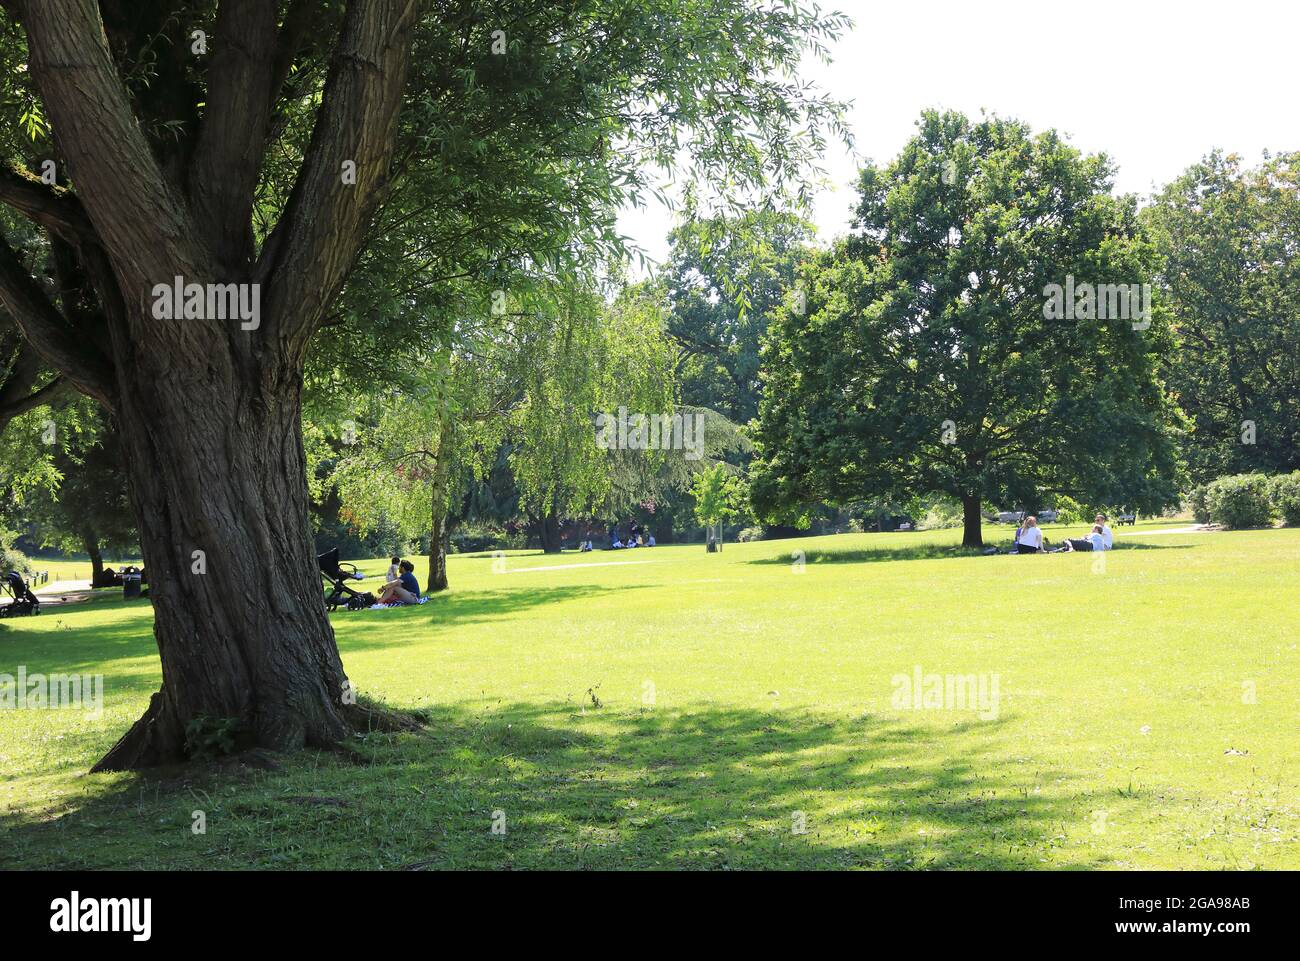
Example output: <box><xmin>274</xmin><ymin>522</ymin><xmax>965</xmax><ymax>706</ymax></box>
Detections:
<box><xmin>374</xmin><ymin>557</ymin><xmax>425</xmax><ymax>606</ymax></box>
<box><xmin>1013</xmin><ymin>513</ymin><xmax>1114</xmax><ymax>554</ymax></box>
<box><xmin>603</xmin><ymin>522</ymin><xmax>655</xmax><ymax>550</ymax></box>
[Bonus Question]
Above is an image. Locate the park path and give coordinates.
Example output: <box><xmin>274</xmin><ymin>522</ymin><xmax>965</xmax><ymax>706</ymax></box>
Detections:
<box><xmin>503</xmin><ymin>559</ymin><xmax>660</xmax><ymax>574</ymax></box>
<box><xmin>1116</xmin><ymin>525</ymin><xmax>1216</xmax><ymax>537</ymax></box>
<box><xmin>33</xmin><ymin>579</ymin><xmax>95</xmax><ymax>606</ymax></box>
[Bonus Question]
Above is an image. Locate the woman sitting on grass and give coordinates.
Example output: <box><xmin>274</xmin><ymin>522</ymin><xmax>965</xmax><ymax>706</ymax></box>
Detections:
<box><xmin>1015</xmin><ymin>516</ymin><xmax>1044</xmax><ymax>553</ymax></box>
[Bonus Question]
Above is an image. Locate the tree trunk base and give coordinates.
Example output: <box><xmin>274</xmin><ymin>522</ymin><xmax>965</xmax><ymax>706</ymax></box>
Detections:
<box><xmin>91</xmin><ymin>690</ymin><xmax>426</xmax><ymax>773</ymax></box>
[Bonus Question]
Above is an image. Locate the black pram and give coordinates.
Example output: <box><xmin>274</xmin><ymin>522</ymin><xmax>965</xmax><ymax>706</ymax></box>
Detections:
<box><xmin>0</xmin><ymin>571</ymin><xmax>40</xmax><ymax>618</ymax></box>
<box><xmin>318</xmin><ymin>548</ymin><xmax>375</xmax><ymax>612</ymax></box>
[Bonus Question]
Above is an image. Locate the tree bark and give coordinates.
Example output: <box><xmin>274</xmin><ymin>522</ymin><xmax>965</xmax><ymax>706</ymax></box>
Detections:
<box><xmin>537</xmin><ymin>508</ymin><xmax>563</xmax><ymax>554</ymax></box>
<box><xmin>961</xmin><ymin>493</ymin><xmax>984</xmax><ymax>548</ymax></box>
<box><xmin>83</xmin><ymin>530</ymin><xmax>104</xmax><ymax>586</ymax></box>
<box><xmin>92</xmin><ymin>365</ymin><xmax>360</xmax><ymax>771</ymax></box>
<box><xmin>426</xmin><ymin>425</ymin><xmax>452</xmax><ymax>593</ymax></box>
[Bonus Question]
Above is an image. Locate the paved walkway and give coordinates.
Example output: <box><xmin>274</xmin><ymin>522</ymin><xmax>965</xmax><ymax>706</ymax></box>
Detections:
<box><xmin>32</xmin><ymin>579</ymin><xmax>96</xmax><ymax>606</ymax></box>
<box><xmin>34</xmin><ymin>578</ymin><xmax>93</xmax><ymax>594</ymax></box>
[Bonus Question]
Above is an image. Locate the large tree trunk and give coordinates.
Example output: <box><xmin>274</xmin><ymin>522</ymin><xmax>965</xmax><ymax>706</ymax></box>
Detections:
<box><xmin>93</xmin><ymin>360</ymin><xmax>370</xmax><ymax>771</ymax></box>
<box><xmin>961</xmin><ymin>493</ymin><xmax>984</xmax><ymax>548</ymax></box>
<box><xmin>538</xmin><ymin>510</ymin><xmax>563</xmax><ymax>554</ymax></box>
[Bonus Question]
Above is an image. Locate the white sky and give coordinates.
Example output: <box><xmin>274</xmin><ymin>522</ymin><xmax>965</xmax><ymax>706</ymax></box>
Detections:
<box><xmin>616</xmin><ymin>0</ymin><xmax>1300</xmax><ymax>267</ymax></box>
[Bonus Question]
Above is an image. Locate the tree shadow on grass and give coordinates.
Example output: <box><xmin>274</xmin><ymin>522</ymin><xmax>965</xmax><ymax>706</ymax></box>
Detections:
<box><xmin>0</xmin><ymin>699</ymin><xmax>1106</xmax><ymax>871</ymax></box>
<box><xmin>332</xmin><ymin>584</ymin><xmax>650</xmax><ymax>653</ymax></box>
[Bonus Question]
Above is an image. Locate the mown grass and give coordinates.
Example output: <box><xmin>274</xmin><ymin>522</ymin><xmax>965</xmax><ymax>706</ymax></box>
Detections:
<box><xmin>1</xmin><ymin>520</ymin><xmax>1296</xmax><ymax>870</ymax></box>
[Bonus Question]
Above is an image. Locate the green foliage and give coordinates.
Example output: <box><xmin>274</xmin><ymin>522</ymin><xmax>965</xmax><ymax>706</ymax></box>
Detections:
<box><xmin>1052</xmin><ymin>496</ymin><xmax>1093</xmax><ymax>526</ymax></box>
<box><xmin>1145</xmin><ymin>151</ymin><xmax>1300</xmax><ymax>482</ymax></box>
<box><xmin>751</xmin><ymin>110</ymin><xmax>1184</xmax><ymax>540</ymax></box>
<box><xmin>1187</xmin><ymin>484</ymin><xmax>1211</xmax><ymax>524</ymax></box>
<box><xmin>21</xmin><ymin>405</ymin><xmax>137</xmax><ymax>559</ymax></box>
<box><xmin>690</xmin><ymin>462</ymin><xmax>748</xmax><ymax>529</ymax></box>
<box><xmin>305</xmin><ymin>0</ymin><xmax>853</xmax><ymax>407</ymax></box>
<box><xmin>1204</xmin><ymin>473</ymin><xmax>1276</xmax><ymax>529</ymax></box>
<box><xmin>915</xmin><ymin>496</ymin><xmax>964</xmax><ymax>531</ymax></box>
<box><xmin>0</xmin><ymin>541</ymin><xmax>31</xmax><ymax>574</ymax></box>
<box><xmin>663</xmin><ymin>208</ymin><xmax>815</xmax><ymax>425</ymax></box>
<box><xmin>183</xmin><ymin>715</ymin><xmax>243</xmax><ymax>762</ymax></box>
<box><xmin>1268</xmin><ymin>473</ymin><xmax>1300</xmax><ymax>527</ymax></box>
<box><xmin>510</xmin><ymin>281</ymin><xmax>676</xmax><ymax>520</ymax></box>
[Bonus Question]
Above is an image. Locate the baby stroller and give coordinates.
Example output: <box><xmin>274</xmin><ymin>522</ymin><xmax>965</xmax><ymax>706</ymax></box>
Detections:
<box><xmin>318</xmin><ymin>548</ymin><xmax>375</xmax><ymax>612</ymax></box>
<box><xmin>0</xmin><ymin>571</ymin><xmax>40</xmax><ymax>618</ymax></box>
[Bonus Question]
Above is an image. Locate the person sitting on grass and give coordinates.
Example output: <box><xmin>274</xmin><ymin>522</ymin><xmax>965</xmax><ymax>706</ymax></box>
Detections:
<box><xmin>1016</xmin><ymin>515</ymin><xmax>1044</xmax><ymax>553</ymax></box>
<box><xmin>387</xmin><ymin>555</ymin><xmax>401</xmax><ymax>580</ymax></box>
<box><xmin>1060</xmin><ymin>524</ymin><xmax>1106</xmax><ymax>553</ymax></box>
<box><xmin>377</xmin><ymin>559</ymin><xmax>421</xmax><ymax>605</ymax></box>
<box><xmin>1095</xmin><ymin>513</ymin><xmax>1114</xmax><ymax>550</ymax></box>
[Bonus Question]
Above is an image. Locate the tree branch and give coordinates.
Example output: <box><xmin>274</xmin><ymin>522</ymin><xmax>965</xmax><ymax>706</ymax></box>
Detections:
<box><xmin>188</xmin><ymin>0</ymin><xmax>280</xmax><ymax>270</ymax></box>
<box><xmin>0</xmin><ymin>351</ymin><xmax>67</xmax><ymax>423</ymax></box>
<box><xmin>0</xmin><ymin>163</ymin><xmax>98</xmax><ymax>247</ymax></box>
<box><xmin>0</xmin><ymin>235</ymin><xmax>116</xmax><ymax>409</ymax></box>
<box><xmin>22</xmin><ymin>0</ymin><xmax>204</xmax><ymax>289</ymax></box>
<box><xmin>271</xmin><ymin>0</ymin><xmax>327</xmax><ymax>101</ymax></box>
<box><xmin>258</xmin><ymin>0</ymin><xmax>422</xmax><ymax>356</ymax></box>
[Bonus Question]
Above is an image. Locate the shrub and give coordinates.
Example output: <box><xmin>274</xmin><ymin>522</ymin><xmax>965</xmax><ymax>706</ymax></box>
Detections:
<box><xmin>1053</xmin><ymin>496</ymin><xmax>1094</xmax><ymax>526</ymax></box>
<box><xmin>1268</xmin><ymin>472</ymin><xmax>1300</xmax><ymax>526</ymax></box>
<box><xmin>1204</xmin><ymin>474</ymin><xmax>1275</xmax><ymax>529</ymax></box>
<box><xmin>737</xmin><ymin>526</ymin><xmax>765</xmax><ymax>542</ymax></box>
<box><xmin>0</xmin><ymin>544</ymin><xmax>32</xmax><ymax>575</ymax></box>
<box><xmin>917</xmin><ymin>498</ymin><xmax>964</xmax><ymax>530</ymax></box>
<box><xmin>1186</xmin><ymin>484</ymin><xmax>1210</xmax><ymax>524</ymax></box>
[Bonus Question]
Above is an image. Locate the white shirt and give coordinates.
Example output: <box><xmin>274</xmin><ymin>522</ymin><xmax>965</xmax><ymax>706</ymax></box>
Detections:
<box><xmin>1019</xmin><ymin>526</ymin><xmax>1043</xmax><ymax>549</ymax></box>
<box><xmin>1087</xmin><ymin>532</ymin><xmax>1104</xmax><ymax>551</ymax></box>
<box><xmin>1100</xmin><ymin>524</ymin><xmax>1113</xmax><ymax>550</ymax></box>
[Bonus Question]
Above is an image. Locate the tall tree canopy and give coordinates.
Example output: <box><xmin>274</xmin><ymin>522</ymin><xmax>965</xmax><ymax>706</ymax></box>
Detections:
<box><xmin>1145</xmin><ymin>150</ymin><xmax>1300</xmax><ymax>483</ymax></box>
<box><xmin>0</xmin><ymin>0</ymin><xmax>848</xmax><ymax>768</ymax></box>
<box><xmin>663</xmin><ymin>208</ymin><xmax>814</xmax><ymax>426</ymax></box>
<box><xmin>750</xmin><ymin>111</ymin><xmax>1183</xmax><ymax>547</ymax></box>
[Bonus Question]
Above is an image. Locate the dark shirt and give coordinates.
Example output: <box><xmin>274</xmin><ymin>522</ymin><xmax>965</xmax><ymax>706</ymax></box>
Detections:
<box><xmin>398</xmin><ymin>572</ymin><xmax>419</xmax><ymax>596</ymax></box>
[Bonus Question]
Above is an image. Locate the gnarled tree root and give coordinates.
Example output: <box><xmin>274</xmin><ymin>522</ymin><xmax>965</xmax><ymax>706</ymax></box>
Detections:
<box><xmin>91</xmin><ymin>691</ymin><xmax>427</xmax><ymax>773</ymax></box>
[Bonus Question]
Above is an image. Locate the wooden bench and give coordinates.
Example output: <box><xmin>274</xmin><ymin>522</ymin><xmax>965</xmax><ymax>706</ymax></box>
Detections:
<box><xmin>1116</xmin><ymin>514</ymin><xmax>1136</xmax><ymax>526</ymax></box>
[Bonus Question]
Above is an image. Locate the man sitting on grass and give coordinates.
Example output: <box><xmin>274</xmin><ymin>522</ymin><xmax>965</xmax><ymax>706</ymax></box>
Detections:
<box><xmin>376</xmin><ymin>559</ymin><xmax>421</xmax><ymax>605</ymax></box>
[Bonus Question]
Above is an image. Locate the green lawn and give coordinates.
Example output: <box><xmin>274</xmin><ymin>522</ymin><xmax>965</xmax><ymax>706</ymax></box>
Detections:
<box><xmin>2</xmin><ymin>520</ymin><xmax>1297</xmax><ymax>870</ymax></box>
<box><xmin>23</xmin><ymin>557</ymin><xmax>143</xmax><ymax>586</ymax></box>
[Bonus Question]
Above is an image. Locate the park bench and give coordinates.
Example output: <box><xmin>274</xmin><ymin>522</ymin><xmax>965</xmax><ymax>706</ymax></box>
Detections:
<box><xmin>1117</xmin><ymin>514</ymin><xmax>1136</xmax><ymax>526</ymax></box>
